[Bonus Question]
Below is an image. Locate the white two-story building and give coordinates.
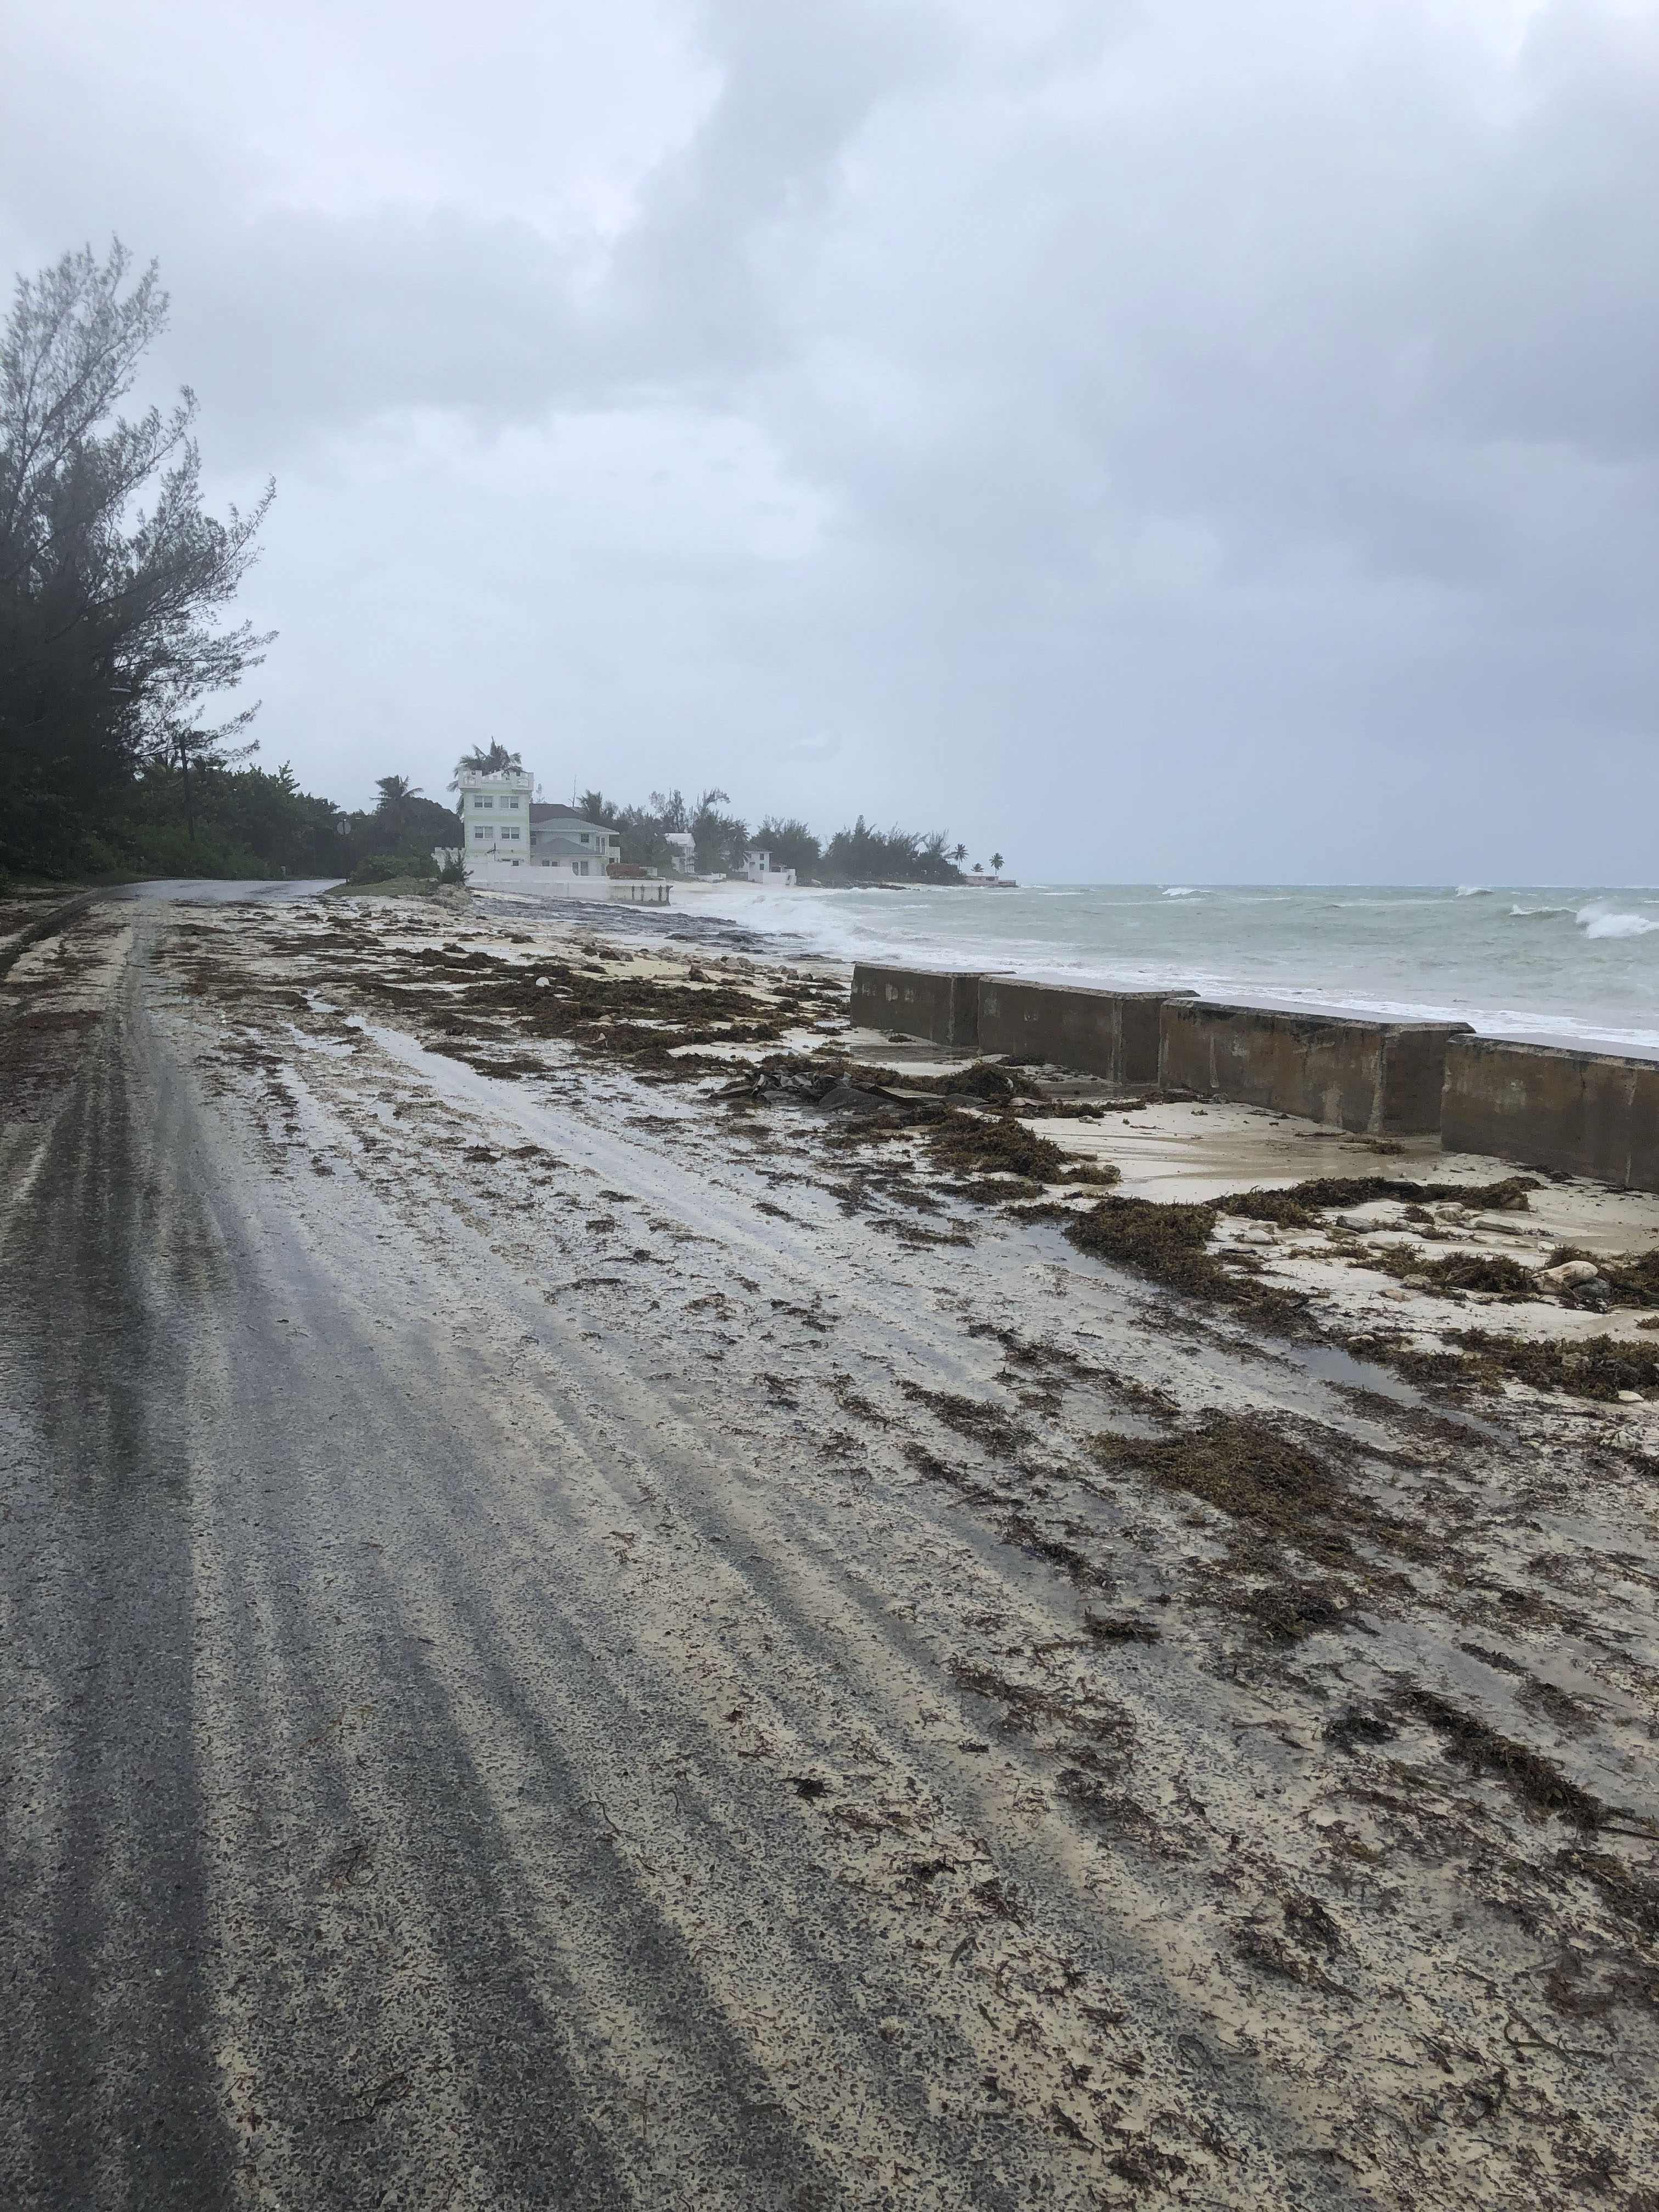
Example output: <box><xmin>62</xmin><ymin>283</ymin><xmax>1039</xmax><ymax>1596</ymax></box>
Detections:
<box><xmin>439</xmin><ymin>766</ymin><xmax>666</xmax><ymax>901</ymax></box>
<box><xmin>453</xmin><ymin>764</ymin><xmax>535</xmax><ymax>860</ymax></box>
<box><xmin>448</xmin><ymin>770</ymin><xmax>620</xmax><ymax>874</ymax></box>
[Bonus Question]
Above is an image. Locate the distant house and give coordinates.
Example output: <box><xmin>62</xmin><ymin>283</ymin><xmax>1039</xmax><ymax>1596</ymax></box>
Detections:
<box><xmin>741</xmin><ymin>849</ymin><xmax>797</xmax><ymax>887</ymax></box>
<box><xmin>663</xmin><ymin>832</ymin><xmax>697</xmax><ymax>874</ymax></box>
<box><xmin>435</xmin><ymin>762</ymin><xmax>668</xmax><ymax>904</ymax></box>
<box><xmin>445</xmin><ymin>769</ymin><xmax>620</xmax><ymax>877</ymax></box>
<box><xmin>528</xmin><ymin>801</ymin><xmax>622</xmax><ymax>876</ymax></box>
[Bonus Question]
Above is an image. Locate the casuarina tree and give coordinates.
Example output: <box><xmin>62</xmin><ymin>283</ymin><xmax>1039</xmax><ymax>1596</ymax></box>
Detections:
<box><xmin>0</xmin><ymin>240</ymin><xmax>274</xmax><ymax>873</ymax></box>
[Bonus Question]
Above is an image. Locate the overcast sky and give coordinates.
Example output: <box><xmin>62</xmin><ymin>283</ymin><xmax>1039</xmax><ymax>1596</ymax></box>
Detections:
<box><xmin>4</xmin><ymin>0</ymin><xmax>1655</xmax><ymax>881</ymax></box>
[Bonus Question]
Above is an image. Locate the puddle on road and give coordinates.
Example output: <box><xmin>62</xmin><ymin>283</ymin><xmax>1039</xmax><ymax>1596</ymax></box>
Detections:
<box><xmin>1288</xmin><ymin>1338</ymin><xmax>1508</xmax><ymax>1441</ymax></box>
<box><xmin>1292</xmin><ymin>1340</ymin><xmax>1421</xmax><ymax>1404</ymax></box>
<box><xmin>283</xmin><ymin>1020</ymin><xmax>356</xmax><ymax>1059</ymax></box>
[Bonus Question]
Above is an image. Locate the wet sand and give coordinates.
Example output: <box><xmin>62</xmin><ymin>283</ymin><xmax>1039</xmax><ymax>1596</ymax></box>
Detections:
<box><xmin>2</xmin><ymin>883</ymin><xmax>1656</xmax><ymax>2211</ymax></box>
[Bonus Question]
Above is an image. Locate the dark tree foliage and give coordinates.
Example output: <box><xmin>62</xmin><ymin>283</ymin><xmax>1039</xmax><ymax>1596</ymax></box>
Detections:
<box><xmin>755</xmin><ymin>815</ymin><xmax>822</xmax><ymax>874</ymax></box>
<box><xmin>690</xmin><ymin>788</ymin><xmax>749</xmax><ymax>875</ymax></box>
<box><xmin>823</xmin><ymin>816</ymin><xmax>961</xmax><ymax>883</ymax></box>
<box><xmin>374</xmin><ymin>774</ymin><xmax>422</xmax><ymax>838</ymax></box>
<box><xmin>0</xmin><ymin>241</ymin><xmax>276</xmax><ymax>876</ymax></box>
<box><xmin>111</xmin><ymin>757</ymin><xmax>346</xmax><ymax>879</ymax></box>
<box><xmin>575</xmin><ymin>789</ymin><xmax>675</xmax><ymax>873</ymax></box>
<box><xmin>338</xmin><ymin>788</ymin><xmax>460</xmax><ymax>870</ymax></box>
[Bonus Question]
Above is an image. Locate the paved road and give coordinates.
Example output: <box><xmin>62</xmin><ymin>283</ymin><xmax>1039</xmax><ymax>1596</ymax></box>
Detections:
<box><xmin>113</xmin><ymin>876</ymin><xmax>345</xmax><ymax>903</ymax></box>
<box><xmin>3</xmin><ymin>895</ymin><xmax>1652</xmax><ymax>2211</ymax></box>
<box><xmin>3</xmin><ymin>897</ymin><xmax>1122</xmax><ymax>2211</ymax></box>
<box><xmin>2</xmin><ymin>903</ymin><xmax>880</xmax><ymax>2209</ymax></box>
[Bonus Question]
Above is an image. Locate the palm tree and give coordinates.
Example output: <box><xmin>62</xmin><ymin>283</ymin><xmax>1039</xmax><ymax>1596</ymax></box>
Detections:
<box><xmin>990</xmin><ymin>851</ymin><xmax>1004</xmax><ymax>874</ymax></box>
<box><xmin>951</xmin><ymin>843</ymin><xmax>967</xmax><ymax>864</ymax></box>
<box><xmin>374</xmin><ymin>774</ymin><xmax>421</xmax><ymax>839</ymax></box>
<box><xmin>450</xmin><ymin>740</ymin><xmax>522</xmax><ymax>786</ymax></box>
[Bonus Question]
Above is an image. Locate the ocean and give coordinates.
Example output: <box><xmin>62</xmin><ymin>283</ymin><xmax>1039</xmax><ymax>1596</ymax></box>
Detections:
<box><xmin>692</xmin><ymin>882</ymin><xmax>1659</xmax><ymax>1058</ymax></box>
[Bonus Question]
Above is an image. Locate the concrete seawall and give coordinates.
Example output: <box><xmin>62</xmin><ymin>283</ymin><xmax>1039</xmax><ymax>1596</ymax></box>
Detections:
<box><xmin>1442</xmin><ymin>1036</ymin><xmax>1659</xmax><ymax>1190</ymax></box>
<box><xmin>848</xmin><ymin>962</ymin><xmax>1659</xmax><ymax>1187</ymax></box>
<box><xmin>978</xmin><ymin>979</ymin><xmax>1192</xmax><ymax>1087</ymax></box>
<box><xmin>1159</xmin><ymin>1001</ymin><xmax>1472</xmax><ymax>1136</ymax></box>
<box><xmin>849</xmin><ymin>964</ymin><xmax>988</xmax><ymax>1050</ymax></box>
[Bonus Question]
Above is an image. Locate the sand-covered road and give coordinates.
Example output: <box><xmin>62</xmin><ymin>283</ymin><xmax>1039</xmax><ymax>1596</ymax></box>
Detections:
<box><xmin>2</xmin><ymin>889</ymin><xmax>1656</xmax><ymax>2211</ymax></box>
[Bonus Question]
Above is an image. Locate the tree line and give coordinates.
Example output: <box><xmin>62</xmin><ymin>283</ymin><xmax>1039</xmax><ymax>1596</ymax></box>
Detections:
<box><xmin>404</xmin><ymin>746</ymin><xmax>983</xmax><ymax>887</ymax></box>
<box><xmin>574</xmin><ymin>786</ymin><xmax>974</xmax><ymax>884</ymax></box>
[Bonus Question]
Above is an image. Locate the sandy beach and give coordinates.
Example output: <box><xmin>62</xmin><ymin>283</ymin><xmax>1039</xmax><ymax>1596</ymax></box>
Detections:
<box><xmin>3</xmin><ymin>880</ymin><xmax>1657</xmax><ymax>2211</ymax></box>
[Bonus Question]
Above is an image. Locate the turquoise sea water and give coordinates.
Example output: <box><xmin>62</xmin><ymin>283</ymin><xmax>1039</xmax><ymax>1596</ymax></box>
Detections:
<box><xmin>700</xmin><ymin>883</ymin><xmax>1659</xmax><ymax>1057</ymax></box>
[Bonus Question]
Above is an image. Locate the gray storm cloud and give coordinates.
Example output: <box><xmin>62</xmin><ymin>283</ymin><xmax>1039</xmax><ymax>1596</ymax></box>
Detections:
<box><xmin>3</xmin><ymin>0</ymin><xmax>1654</xmax><ymax>879</ymax></box>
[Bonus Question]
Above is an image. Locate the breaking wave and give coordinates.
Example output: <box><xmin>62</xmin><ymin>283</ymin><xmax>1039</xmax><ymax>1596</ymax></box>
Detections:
<box><xmin>1577</xmin><ymin>904</ymin><xmax>1659</xmax><ymax>941</ymax></box>
<box><xmin>1498</xmin><ymin>899</ymin><xmax>1659</xmax><ymax>937</ymax></box>
<box><xmin>1454</xmin><ymin>884</ymin><xmax>1491</xmax><ymax>898</ymax></box>
<box><xmin>1161</xmin><ymin>885</ymin><xmax>1198</xmax><ymax>899</ymax></box>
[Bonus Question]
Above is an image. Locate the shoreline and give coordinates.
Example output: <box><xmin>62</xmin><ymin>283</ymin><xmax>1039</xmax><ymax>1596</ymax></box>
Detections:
<box><xmin>640</xmin><ymin>876</ymin><xmax>1659</xmax><ymax>1061</ymax></box>
<box><xmin>27</xmin><ymin>870</ymin><xmax>1655</xmax><ymax>1058</ymax></box>
<box><xmin>217</xmin><ymin>877</ymin><xmax>1659</xmax><ymax>1384</ymax></box>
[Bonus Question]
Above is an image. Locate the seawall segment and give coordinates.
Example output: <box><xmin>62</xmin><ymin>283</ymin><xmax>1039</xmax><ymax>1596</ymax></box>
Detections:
<box><xmin>977</xmin><ymin>979</ymin><xmax>1192</xmax><ymax>1087</ymax></box>
<box><xmin>849</xmin><ymin>964</ymin><xmax>988</xmax><ymax>1050</ymax></box>
<box><xmin>1442</xmin><ymin>1036</ymin><xmax>1659</xmax><ymax>1191</ymax></box>
<box><xmin>1158</xmin><ymin>1001</ymin><xmax>1471</xmax><ymax>1135</ymax></box>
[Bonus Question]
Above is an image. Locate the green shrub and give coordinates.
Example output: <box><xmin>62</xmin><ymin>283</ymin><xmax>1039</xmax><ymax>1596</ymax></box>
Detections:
<box><xmin>74</xmin><ymin>832</ymin><xmax>123</xmax><ymax>878</ymax></box>
<box><xmin>350</xmin><ymin>848</ymin><xmax>437</xmax><ymax>885</ymax></box>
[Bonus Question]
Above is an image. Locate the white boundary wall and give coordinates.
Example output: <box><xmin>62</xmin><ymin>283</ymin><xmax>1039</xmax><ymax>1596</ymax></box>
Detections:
<box><xmin>465</xmin><ymin>862</ymin><xmax>670</xmax><ymax>905</ymax></box>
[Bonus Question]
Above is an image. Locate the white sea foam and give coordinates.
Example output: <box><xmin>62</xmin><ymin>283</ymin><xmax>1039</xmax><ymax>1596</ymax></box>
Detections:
<box><xmin>1455</xmin><ymin>884</ymin><xmax>1491</xmax><ymax>897</ymax></box>
<box><xmin>1161</xmin><ymin>885</ymin><xmax>1197</xmax><ymax>899</ymax></box>
<box><xmin>1577</xmin><ymin>904</ymin><xmax>1659</xmax><ymax>940</ymax></box>
<box><xmin>1507</xmin><ymin>904</ymin><xmax>1573</xmax><ymax>921</ymax></box>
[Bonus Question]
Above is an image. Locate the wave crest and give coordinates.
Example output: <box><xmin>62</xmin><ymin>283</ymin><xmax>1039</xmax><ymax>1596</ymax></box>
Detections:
<box><xmin>1578</xmin><ymin>904</ymin><xmax>1659</xmax><ymax>941</ymax></box>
